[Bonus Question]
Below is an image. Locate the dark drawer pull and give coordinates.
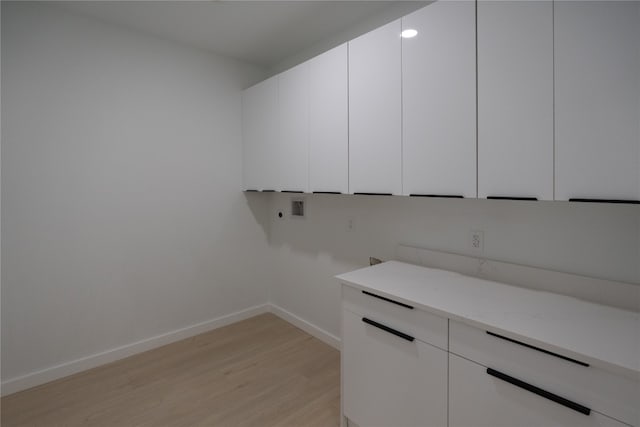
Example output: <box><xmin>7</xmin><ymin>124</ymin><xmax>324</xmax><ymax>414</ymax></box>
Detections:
<box><xmin>362</xmin><ymin>290</ymin><xmax>414</xmax><ymax>310</ymax></box>
<box><xmin>486</xmin><ymin>331</ymin><xmax>589</xmax><ymax>367</ymax></box>
<box><xmin>354</xmin><ymin>192</ymin><xmax>393</xmax><ymax>196</ymax></box>
<box><xmin>313</xmin><ymin>191</ymin><xmax>342</xmax><ymax>194</ymax></box>
<box><xmin>487</xmin><ymin>368</ymin><xmax>591</xmax><ymax>416</ymax></box>
<box><xmin>245</xmin><ymin>189</ymin><xmax>258</xmax><ymax>192</ymax></box>
<box><xmin>410</xmin><ymin>194</ymin><xmax>464</xmax><ymax>198</ymax></box>
<box><xmin>261</xmin><ymin>189</ymin><xmax>276</xmax><ymax>192</ymax></box>
<box><xmin>487</xmin><ymin>196</ymin><xmax>538</xmax><ymax>201</ymax></box>
<box><xmin>362</xmin><ymin>318</ymin><xmax>414</xmax><ymax>342</ymax></box>
<box><xmin>281</xmin><ymin>190</ymin><xmax>304</xmax><ymax>193</ymax></box>
<box><xmin>569</xmin><ymin>198</ymin><xmax>639</xmax><ymax>205</ymax></box>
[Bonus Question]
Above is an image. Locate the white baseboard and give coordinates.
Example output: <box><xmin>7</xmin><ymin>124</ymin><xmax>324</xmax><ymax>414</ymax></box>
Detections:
<box><xmin>269</xmin><ymin>304</ymin><xmax>341</xmax><ymax>350</ymax></box>
<box><xmin>1</xmin><ymin>302</ymin><xmax>341</xmax><ymax>397</ymax></box>
<box><xmin>1</xmin><ymin>304</ymin><xmax>270</xmax><ymax>396</ymax></box>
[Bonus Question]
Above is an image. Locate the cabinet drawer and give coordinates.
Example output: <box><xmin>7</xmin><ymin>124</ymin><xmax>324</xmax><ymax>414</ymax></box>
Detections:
<box><xmin>450</xmin><ymin>320</ymin><xmax>639</xmax><ymax>426</ymax></box>
<box><xmin>342</xmin><ymin>285</ymin><xmax>448</xmax><ymax>350</ymax></box>
<box><xmin>449</xmin><ymin>353</ymin><xmax>629</xmax><ymax>427</ymax></box>
<box><xmin>342</xmin><ymin>309</ymin><xmax>447</xmax><ymax>427</ymax></box>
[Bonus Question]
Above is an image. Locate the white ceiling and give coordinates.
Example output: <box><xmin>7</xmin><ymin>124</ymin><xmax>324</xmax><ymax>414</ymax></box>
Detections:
<box><xmin>58</xmin><ymin>1</ymin><xmax>426</xmax><ymax>69</ymax></box>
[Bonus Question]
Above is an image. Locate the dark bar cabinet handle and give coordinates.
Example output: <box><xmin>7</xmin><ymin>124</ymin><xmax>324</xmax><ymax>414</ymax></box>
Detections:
<box><xmin>486</xmin><ymin>332</ymin><xmax>588</xmax><ymax>367</ymax></box>
<box><xmin>313</xmin><ymin>191</ymin><xmax>342</xmax><ymax>194</ymax></box>
<box><xmin>486</xmin><ymin>368</ymin><xmax>591</xmax><ymax>416</ymax></box>
<box><xmin>487</xmin><ymin>196</ymin><xmax>538</xmax><ymax>201</ymax></box>
<box><xmin>362</xmin><ymin>318</ymin><xmax>414</xmax><ymax>342</ymax></box>
<box><xmin>354</xmin><ymin>192</ymin><xmax>393</xmax><ymax>196</ymax></box>
<box><xmin>569</xmin><ymin>198</ymin><xmax>640</xmax><ymax>205</ymax></box>
<box><xmin>410</xmin><ymin>194</ymin><xmax>464</xmax><ymax>198</ymax></box>
<box><xmin>362</xmin><ymin>290</ymin><xmax>414</xmax><ymax>310</ymax></box>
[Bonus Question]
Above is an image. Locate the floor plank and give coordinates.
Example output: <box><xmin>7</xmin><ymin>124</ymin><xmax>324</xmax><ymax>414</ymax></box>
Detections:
<box><xmin>1</xmin><ymin>313</ymin><xmax>341</xmax><ymax>427</ymax></box>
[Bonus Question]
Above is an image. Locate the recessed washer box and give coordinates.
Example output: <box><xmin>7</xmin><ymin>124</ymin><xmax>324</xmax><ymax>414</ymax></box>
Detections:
<box><xmin>291</xmin><ymin>198</ymin><xmax>305</xmax><ymax>218</ymax></box>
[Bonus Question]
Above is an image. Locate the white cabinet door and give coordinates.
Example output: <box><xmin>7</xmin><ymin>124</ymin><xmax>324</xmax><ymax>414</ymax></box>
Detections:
<box><xmin>449</xmin><ymin>354</ymin><xmax>628</xmax><ymax>427</ymax></box>
<box><xmin>342</xmin><ymin>309</ymin><xmax>447</xmax><ymax>427</ymax></box>
<box><xmin>309</xmin><ymin>44</ymin><xmax>349</xmax><ymax>194</ymax></box>
<box><xmin>349</xmin><ymin>20</ymin><xmax>402</xmax><ymax>195</ymax></box>
<box><xmin>278</xmin><ymin>63</ymin><xmax>309</xmax><ymax>193</ymax></box>
<box><xmin>402</xmin><ymin>1</ymin><xmax>477</xmax><ymax>198</ymax></box>
<box><xmin>477</xmin><ymin>1</ymin><xmax>554</xmax><ymax>200</ymax></box>
<box><xmin>555</xmin><ymin>1</ymin><xmax>640</xmax><ymax>202</ymax></box>
<box><xmin>242</xmin><ymin>76</ymin><xmax>278</xmax><ymax>191</ymax></box>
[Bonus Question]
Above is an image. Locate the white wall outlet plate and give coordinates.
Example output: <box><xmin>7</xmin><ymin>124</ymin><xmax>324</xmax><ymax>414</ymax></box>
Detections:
<box><xmin>470</xmin><ymin>230</ymin><xmax>484</xmax><ymax>252</ymax></box>
<box><xmin>347</xmin><ymin>216</ymin><xmax>356</xmax><ymax>232</ymax></box>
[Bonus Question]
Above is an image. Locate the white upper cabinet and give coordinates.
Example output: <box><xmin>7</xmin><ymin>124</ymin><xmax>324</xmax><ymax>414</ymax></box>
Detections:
<box><xmin>242</xmin><ymin>76</ymin><xmax>278</xmax><ymax>191</ymax></box>
<box><xmin>277</xmin><ymin>62</ymin><xmax>309</xmax><ymax>193</ymax></box>
<box><xmin>477</xmin><ymin>1</ymin><xmax>554</xmax><ymax>200</ymax></box>
<box><xmin>309</xmin><ymin>44</ymin><xmax>349</xmax><ymax>194</ymax></box>
<box><xmin>349</xmin><ymin>20</ymin><xmax>402</xmax><ymax>195</ymax></box>
<box><xmin>555</xmin><ymin>1</ymin><xmax>640</xmax><ymax>202</ymax></box>
<box><xmin>402</xmin><ymin>1</ymin><xmax>477</xmax><ymax>198</ymax></box>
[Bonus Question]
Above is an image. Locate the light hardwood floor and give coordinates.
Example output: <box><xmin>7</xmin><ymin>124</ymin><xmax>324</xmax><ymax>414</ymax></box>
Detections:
<box><xmin>1</xmin><ymin>313</ymin><xmax>341</xmax><ymax>427</ymax></box>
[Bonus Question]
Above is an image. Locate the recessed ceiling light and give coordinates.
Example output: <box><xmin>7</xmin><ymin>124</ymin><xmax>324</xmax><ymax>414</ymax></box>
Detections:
<box><xmin>401</xmin><ymin>29</ymin><xmax>418</xmax><ymax>39</ymax></box>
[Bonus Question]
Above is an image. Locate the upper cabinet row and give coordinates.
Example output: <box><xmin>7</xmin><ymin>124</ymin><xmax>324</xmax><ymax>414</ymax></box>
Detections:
<box><xmin>242</xmin><ymin>0</ymin><xmax>640</xmax><ymax>203</ymax></box>
<box><xmin>242</xmin><ymin>45</ymin><xmax>348</xmax><ymax>194</ymax></box>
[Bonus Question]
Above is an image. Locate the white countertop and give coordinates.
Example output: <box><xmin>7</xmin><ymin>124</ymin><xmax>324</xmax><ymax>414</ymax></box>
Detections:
<box><xmin>336</xmin><ymin>261</ymin><xmax>640</xmax><ymax>380</ymax></box>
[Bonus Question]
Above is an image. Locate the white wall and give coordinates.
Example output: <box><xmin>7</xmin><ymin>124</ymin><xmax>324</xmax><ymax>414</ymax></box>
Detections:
<box><xmin>2</xmin><ymin>0</ymin><xmax>639</xmax><ymax>396</ymax></box>
<box><xmin>1</xmin><ymin>0</ymin><xmax>3</xmax><ymax>381</ymax></box>
<box><xmin>267</xmin><ymin>193</ymin><xmax>640</xmax><ymax>339</ymax></box>
<box><xmin>1</xmin><ymin>2</ymin><xmax>271</xmax><ymax>387</ymax></box>
<box><xmin>268</xmin><ymin>2</ymin><xmax>428</xmax><ymax>76</ymax></box>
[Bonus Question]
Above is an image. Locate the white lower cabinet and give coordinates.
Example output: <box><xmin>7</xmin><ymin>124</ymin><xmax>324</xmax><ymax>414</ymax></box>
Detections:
<box><xmin>342</xmin><ymin>309</ymin><xmax>447</xmax><ymax>427</ymax></box>
<box><xmin>341</xmin><ymin>284</ymin><xmax>638</xmax><ymax>427</ymax></box>
<box><xmin>449</xmin><ymin>320</ymin><xmax>639</xmax><ymax>426</ymax></box>
<box><xmin>339</xmin><ymin>263</ymin><xmax>640</xmax><ymax>427</ymax></box>
<box><xmin>449</xmin><ymin>354</ymin><xmax>628</xmax><ymax>427</ymax></box>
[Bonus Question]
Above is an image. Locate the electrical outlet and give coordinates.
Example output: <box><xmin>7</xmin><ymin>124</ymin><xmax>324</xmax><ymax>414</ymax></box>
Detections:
<box><xmin>347</xmin><ymin>217</ymin><xmax>355</xmax><ymax>232</ymax></box>
<box><xmin>470</xmin><ymin>230</ymin><xmax>484</xmax><ymax>251</ymax></box>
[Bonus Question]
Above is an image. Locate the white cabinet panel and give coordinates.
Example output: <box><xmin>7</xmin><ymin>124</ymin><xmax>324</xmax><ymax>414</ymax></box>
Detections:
<box><xmin>340</xmin><ymin>262</ymin><xmax>640</xmax><ymax>427</ymax></box>
<box><xmin>342</xmin><ymin>309</ymin><xmax>447</xmax><ymax>427</ymax></box>
<box><xmin>450</xmin><ymin>320</ymin><xmax>640</xmax><ymax>427</ymax></box>
<box><xmin>449</xmin><ymin>354</ymin><xmax>628</xmax><ymax>427</ymax></box>
<box><xmin>342</xmin><ymin>285</ymin><xmax>448</xmax><ymax>350</ymax></box>
<box><xmin>477</xmin><ymin>1</ymin><xmax>554</xmax><ymax>200</ymax></box>
<box><xmin>242</xmin><ymin>76</ymin><xmax>278</xmax><ymax>191</ymax></box>
<box><xmin>349</xmin><ymin>20</ymin><xmax>402</xmax><ymax>195</ymax></box>
<box><xmin>278</xmin><ymin>63</ymin><xmax>309</xmax><ymax>193</ymax></box>
<box><xmin>309</xmin><ymin>44</ymin><xmax>348</xmax><ymax>194</ymax></box>
<box><xmin>555</xmin><ymin>1</ymin><xmax>640</xmax><ymax>202</ymax></box>
<box><xmin>402</xmin><ymin>1</ymin><xmax>477</xmax><ymax>198</ymax></box>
